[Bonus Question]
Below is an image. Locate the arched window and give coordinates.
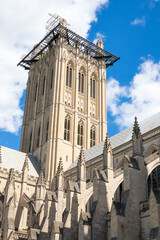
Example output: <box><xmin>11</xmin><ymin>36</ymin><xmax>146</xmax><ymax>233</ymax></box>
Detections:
<box><xmin>42</xmin><ymin>76</ymin><xmax>46</xmax><ymax>95</ymax></box>
<box><xmin>50</xmin><ymin>69</ymin><xmax>54</xmax><ymax>89</ymax></box>
<box><xmin>78</xmin><ymin>70</ymin><xmax>84</xmax><ymax>93</ymax></box>
<box><xmin>90</xmin><ymin>76</ymin><xmax>95</xmax><ymax>99</ymax></box>
<box><xmin>146</xmin><ymin>145</ymin><xmax>159</xmax><ymax>157</ymax></box>
<box><xmin>66</xmin><ymin>64</ymin><xmax>72</xmax><ymax>88</ymax></box>
<box><xmin>46</xmin><ymin>120</ymin><xmax>49</xmax><ymax>142</ymax></box>
<box><xmin>64</xmin><ymin>115</ymin><xmax>70</xmax><ymax>141</ymax></box>
<box><xmin>147</xmin><ymin>165</ymin><xmax>160</xmax><ymax>197</ymax></box>
<box><xmin>28</xmin><ymin>131</ymin><xmax>32</xmax><ymax>152</ymax></box>
<box><xmin>90</xmin><ymin>126</ymin><xmax>96</xmax><ymax>147</ymax></box>
<box><xmin>37</xmin><ymin>126</ymin><xmax>41</xmax><ymax>148</ymax></box>
<box><xmin>77</xmin><ymin>121</ymin><xmax>83</xmax><ymax>146</ymax></box>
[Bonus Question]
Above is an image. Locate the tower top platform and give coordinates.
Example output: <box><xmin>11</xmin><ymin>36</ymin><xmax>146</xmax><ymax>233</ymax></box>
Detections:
<box><xmin>17</xmin><ymin>15</ymin><xmax>120</xmax><ymax>70</ymax></box>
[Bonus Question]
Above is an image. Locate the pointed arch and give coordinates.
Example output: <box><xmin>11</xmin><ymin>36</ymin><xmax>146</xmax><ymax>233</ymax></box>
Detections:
<box><xmin>145</xmin><ymin>144</ymin><xmax>159</xmax><ymax>157</ymax></box>
<box><xmin>77</xmin><ymin>120</ymin><xmax>84</xmax><ymax>146</ymax></box>
<box><xmin>64</xmin><ymin>114</ymin><xmax>71</xmax><ymax>141</ymax></box>
<box><xmin>90</xmin><ymin>125</ymin><xmax>96</xmax><ymax>147</ymax></box>
<box><xmin>78</xmin><ymin>67</ymin><xmax>86</xmax><ymax>94</ymax></box>
<box><xmin>147</xmin><ymin>164</ymin><xmax>160</xmax><ymax>197</ymax></box>
<box><xmin>90</xmin><ymin>73</ymin><xmax>97</xmax><ymax>99</ymax></box>
<box><xmin>66</xmin><ymin>61</ymin><xmax>74</xmax><ymax>88</ymax></box>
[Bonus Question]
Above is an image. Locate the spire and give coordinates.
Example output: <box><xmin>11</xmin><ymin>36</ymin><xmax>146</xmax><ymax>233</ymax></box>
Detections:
<box><xmin>57</xmin><ymin>157</ymin><xmax>64</xmax><ymax>176</ymax></box>
<box><xmin>78</xmin><ymin>146</ymin><xmax>85</xmax><ymax>166</ymax></box>
<box><xmin>22</xmin><ymin>154</ymin><xmax>29</xmax><ymax>172</ymax></box>
<box><xmin>7</xmin><ymin>168</ymin><xmax>15</xmax><ymax>186</ymax></box>
<box><xmin>96</xmin><ymin>38</ymin><xmax>104</xmax><ymax>49</ymax></box>
<box><xmin>132</xmin><ymin>117</ymin><xmax>143</xmax><ymax>157</ymax></box>
<box><xmin>37</xmin><ymin>168</ymin><xmax>46</xmax><ymax>185</ymax></box>
<box><xmin>77</xmin><ymin>147</ymin><xmax>86</xmax><ymax>184</ymax></box>
<box><xmin>103</xmin><ymin>132</ymin><xmax>113</xmax><ymax>170</ymax></box>
<box><xmin>103</xmin><ymin>132</ymin><xmax>112</xmax><ymax>152</ymax></box>
<box><xmin>56</xmin><ymin>158</ymin><xmax>64</xmax><ymax>191</ymax></box>
<box><xmin>132</xmin><ymin>116</ymin><xmax>141</xmax><ymax>138</ymax></box>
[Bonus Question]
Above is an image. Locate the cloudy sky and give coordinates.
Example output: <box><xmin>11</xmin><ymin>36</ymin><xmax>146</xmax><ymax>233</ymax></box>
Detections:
<box><xmin>0</xmin><ymin>0</ymin><xmax>160</xmax><ymax>150</ymax></box>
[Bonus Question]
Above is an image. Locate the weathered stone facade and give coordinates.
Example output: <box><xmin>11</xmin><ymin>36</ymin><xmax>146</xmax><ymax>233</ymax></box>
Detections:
<box><xmin>1</xmin><ymin>17</ymin><xmax>160</xmax><ymax>240</ymax></box>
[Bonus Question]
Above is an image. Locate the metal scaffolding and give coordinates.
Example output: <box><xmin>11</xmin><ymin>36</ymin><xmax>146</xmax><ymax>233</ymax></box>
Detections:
<box><xmin>17</xmin><ymin>15</ymin><xmax>120</xmax><ymax>70</ymax></box>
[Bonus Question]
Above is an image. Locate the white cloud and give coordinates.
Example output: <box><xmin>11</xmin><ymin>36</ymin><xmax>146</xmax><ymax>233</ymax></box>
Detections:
<box><xmin>0</xmin><ymin>0</ymin><xmax>109</xmax><ymax>133</ymax></box>
<box><xmin>93</xmin><ymin>32</ymin><xmax>105</xmax><ymax>44</ymax></box>
<box><xmin>107</xmin><ymin>59</ymin><xmax>160</xmax><ymax>129</ymax></box>
<box><xmin>131</xmin><ymin>16</ymin><xmax>146</xmax><ymax>27</ymax></box>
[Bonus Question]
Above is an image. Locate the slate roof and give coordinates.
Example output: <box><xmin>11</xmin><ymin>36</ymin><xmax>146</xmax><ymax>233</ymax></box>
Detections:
<box><xmin>0</xmin><ymin>146</ymin><xmax>40</xmax><ymax>178</ymax></box>
<box><xmin>67</xmin><ymin>112</ymin><xmax>160</xmax><ymax>171</ymax></box>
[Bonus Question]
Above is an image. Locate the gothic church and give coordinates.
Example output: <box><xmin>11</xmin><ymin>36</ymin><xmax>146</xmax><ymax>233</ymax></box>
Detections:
<box><xmin>0</xmin><ymin>16</ymin><xmax>160</xmax><ymax>240</ymax></box>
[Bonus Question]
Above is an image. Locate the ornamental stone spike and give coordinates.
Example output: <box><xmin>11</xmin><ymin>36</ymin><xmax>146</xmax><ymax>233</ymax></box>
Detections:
<box><xmin>132</xmin><ymin>116</ymin><xmax>141</xmax><ymax>138</ymax></box>
<box><xmin>103</xmin><ymin>132</ymin><xmax>111</xmax><ymax>152</ymax></box>
<box><xmin>7</xmin><ymin>168</ymin><xmax>15</xmax><ymax>186</ymax></box>
<box><xmin>132</xmin><ymin>116</ymin><xmax>143</xmax><ymax>157</ymax></box>
<box><xmin>57</xmin><ymin>157</ymin><xmax>64</xmax><ymax>176</ymax></box>
<box><xmin>22</xmin><ymin>154</ymin><xmax>29</xmax><ymax>172</ymax></box>
<box><xmin>38</xmin><ymin>168</ymin><xmax>45</xmax><ymax>185</ymax></box>
<box><xmin>78</xmin><ymin>146</ymin><xmax>85</xmax><ymax>166</ymax></box>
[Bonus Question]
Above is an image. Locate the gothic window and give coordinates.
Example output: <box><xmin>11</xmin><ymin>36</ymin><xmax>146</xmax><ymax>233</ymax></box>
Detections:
<box><xmin>146</xmin><ymin>145</ymin><xmax>159</xmax><ymax>157</ymax></box>
<box><xmin>66</xmin><ymin>64</ymin><xmax>72</xmax><ymax>88</ymax></box>
<box><xmin>28</xmin><ymin>131</ymin><xmax>32</xmax><ymax>152</ymax></box>
<box><xmin>50</xmin><ymin>69</ymin><xmax>54</xmax><ymax>89</ymax></box>
<box><xmin>77</xmin><ymin>121</ymin><xmax>83</xmax><ymax>146</ymax></box>
<box><xmin>147</xmin><ymin>165</ymin><xmax>160</xmax><ymax>197</ymax></box>
<box><xmin>37</xmin><ymin>126</ymin><xmax>41</xmax><ymax>148</ymax></box>
<box><xmin>42</xmin><ymin>76</ymin><xmax>46</xmax><ymax>95</ymax></box>
<box><xmin>64</xmin><ymin>115</ymin><xmax>70</xmax><ymax>141</ymax></box>
<box><xmin>78</xmin><ymin>70</ymin><xmax>84</xmax><ymax>93</ymax></box>
<box><xmin>90</xmin><ymin>126</ymin><xmax>96</xmax><ymax>147</ymax></box>
<box><xmin>34</xmin><ymin>83</ymin><xmax>38</xmax><ymax>101</ymax></box>
<box><xmin>46</xmin><ymin>120</ymin><xmax>49</xmax><ymax>142</ymax></box>
<box><xmin>90</xmin><ymin>77</ymin><xmax>96</xmax><ymax>99</ymax></box>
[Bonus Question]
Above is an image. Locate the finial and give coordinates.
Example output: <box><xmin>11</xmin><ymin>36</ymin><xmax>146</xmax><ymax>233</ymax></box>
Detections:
<box><xmin>7</xmin><ymin>168</ymin><xmax>15</xmax><ymax>185</ymax></box>
<box><xmin>57</xmin><ymin>157</ymin><xmax>64</xmax><ymax>176</ymax></box>
<box><xmin>104</xmin><ymin>132</ymin><xmax>111</xmax><ymax>151</ymax></box>
<box><xmin>78</xmin><ymin>146</ymin><xmax>85</xmax><ymax>165</ymax></box>
<box><xmin>22</xmin><ymin>154</ymin><xmax>29</xmax><ymax>171</ymax></box>
<box><xmin>96</xmin><ymin>38</ymin><xmax>104</xmax><ymax>49</ymax></box>
<box><xmin>133</xmin><ymin>116</ymin><xmax>141</xmax><ymax>138</ymax></box>
<box><xmin>38</xmin><ymin>168</ymin><xmax>46</xmax><ymax>185</ymax></box>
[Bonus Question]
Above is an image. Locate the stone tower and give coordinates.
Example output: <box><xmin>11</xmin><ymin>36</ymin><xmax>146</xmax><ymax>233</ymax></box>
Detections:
<box><xmin>18</xmin><ymin>15</ymin><xmax>119</xmax><ymax>184</ymax></box>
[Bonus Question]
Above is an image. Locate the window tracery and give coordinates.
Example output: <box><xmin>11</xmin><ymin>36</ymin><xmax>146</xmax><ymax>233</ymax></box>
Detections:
<box><xmin>77</xmin><ymin>120</ymin><xmax>83</xmax><ymax>146</ymax></box>
<box><xmin>78</xmin><ymin>69</ymin><xmax>84</xmax><ymax>93</ymax></box>
<box><xmin>64</xmin><ymin>115</ymin><xmax>71</xmax><ymax>141</ymax></box>
<box><xmin>147</xmin><ymin>165</ymin><xmax>160</xmax><ymax>196</ymax></box>
<box><xmin>66</xmin><ymin>63</ymin><xmax>72</xmax><ymax>88</ymax></box>
<box><xmin>90</xmin><ymin>126</ymin><xmax>96</xmax><ymax>147</ymax></box>
<box><xmin>90</xmin><ymin>76</ymin><xmax>96</xmax><ymax>99</ymax></box>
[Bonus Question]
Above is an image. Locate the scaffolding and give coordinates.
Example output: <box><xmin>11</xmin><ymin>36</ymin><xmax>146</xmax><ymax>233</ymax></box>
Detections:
<box><xmin>17</xmin><ymin>15</ymin><xmax>120</xmax><ymax>70</ymax></box>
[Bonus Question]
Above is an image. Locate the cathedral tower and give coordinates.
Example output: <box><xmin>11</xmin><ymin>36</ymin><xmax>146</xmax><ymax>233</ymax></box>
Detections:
<box><xmin>18</xmin><ymin>15</ymin><xmax>119</xmax><ymax>183</ymax></box>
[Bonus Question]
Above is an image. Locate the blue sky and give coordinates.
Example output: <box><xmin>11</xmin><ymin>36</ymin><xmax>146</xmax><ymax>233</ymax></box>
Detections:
<box><xmin>0</xmin><ymin>0</ymin><xmax>160</xmax><ymax>150</ymax></box>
